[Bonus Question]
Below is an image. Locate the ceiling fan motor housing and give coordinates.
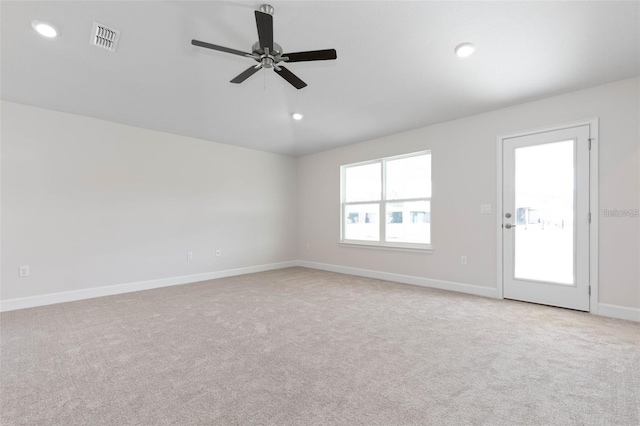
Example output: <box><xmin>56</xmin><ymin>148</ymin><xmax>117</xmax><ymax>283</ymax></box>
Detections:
<box><xmin>252</xmin><ymin>41</ymin><xmax>284</xmax><ymax>69</ymax></box>
<box><xmin>252</xmin><ymin>41</ymin><xmax>282</xmax><ymax>57</ymax></box>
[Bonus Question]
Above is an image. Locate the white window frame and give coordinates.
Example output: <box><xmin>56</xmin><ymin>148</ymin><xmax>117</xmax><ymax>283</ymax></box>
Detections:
<box><xmin>340</xmin><ymin>150</ymin><xmax>432</xmax><ymax>251</ymax></box>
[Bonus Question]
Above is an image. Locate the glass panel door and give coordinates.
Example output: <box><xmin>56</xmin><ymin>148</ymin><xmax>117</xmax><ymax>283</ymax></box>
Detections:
<box><xmin>502</xmin><ymin>125</ymin><xmax>590</xmax><ymax>311</ymax></box>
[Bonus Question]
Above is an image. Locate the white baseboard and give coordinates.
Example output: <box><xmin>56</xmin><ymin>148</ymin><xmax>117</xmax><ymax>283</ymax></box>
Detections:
<box><xmin>596</xmin><ymin>303</ymin><xmax>640</xmax><ymax>322</ymax></box>
<box><xmin>299</xmin><ymin>262</ymin><xmax>640</xmax><ymax>323</ymax></box>
<box><xmin>0</xmin><ymin>261</ymin><xmax>298</xmax><ymax>312</ymax></box>
<box><xmin>298</xmin><ymin>261</ymin><xmax>499</xmax><ymax>299</ymax></box>
<box><xmin>4</xmin><ymin>260</ymin><xmax>637</xmax><ymax>323</ymax></box>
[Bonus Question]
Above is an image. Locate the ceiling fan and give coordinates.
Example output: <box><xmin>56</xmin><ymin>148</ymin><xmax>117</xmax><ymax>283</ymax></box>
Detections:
<box><xmin>191</xmin><ymin>4</ymin><xmax>337</xmax><ymax>89</ymax></box>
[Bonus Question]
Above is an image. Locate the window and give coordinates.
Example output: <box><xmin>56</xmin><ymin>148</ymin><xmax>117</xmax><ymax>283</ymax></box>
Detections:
<box><xmin>340</xmin><ymin>151</ymin><xmax>432</xmax><ymax>250</ymax></box>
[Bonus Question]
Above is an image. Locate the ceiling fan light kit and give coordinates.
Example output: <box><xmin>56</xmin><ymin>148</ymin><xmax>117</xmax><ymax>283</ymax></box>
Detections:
<box><xmin>191</xmin><ymin>4</ymin><xmax>337</xmax><ymax>89</ymax></box>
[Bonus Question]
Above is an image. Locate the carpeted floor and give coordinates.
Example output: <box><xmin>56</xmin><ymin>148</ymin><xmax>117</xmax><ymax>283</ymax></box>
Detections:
<box><xmin>1</xmin><ymin>267</ymin><xmax>639</xmax><ymax>425</ymax></box>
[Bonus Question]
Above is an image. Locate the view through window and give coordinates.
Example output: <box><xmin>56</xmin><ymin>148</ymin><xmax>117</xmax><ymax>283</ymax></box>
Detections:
<box><xmin>341</xmin><ymin>151</ymin><xmax>431</xmax><ymax>249</ymax></box>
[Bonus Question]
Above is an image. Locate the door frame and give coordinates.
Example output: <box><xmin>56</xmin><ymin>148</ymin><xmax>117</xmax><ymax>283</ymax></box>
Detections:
<box><xmin>496</xmin><ymin>118</ymin><xmax>599</xmax><ymax>313</ymax></box>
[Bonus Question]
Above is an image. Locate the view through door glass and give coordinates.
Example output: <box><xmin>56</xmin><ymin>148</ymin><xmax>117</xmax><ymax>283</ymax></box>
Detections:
<box><xmin>514</xmin><ymin>140</ymin><xmax>574</xmax><ymax>285</ymax></box>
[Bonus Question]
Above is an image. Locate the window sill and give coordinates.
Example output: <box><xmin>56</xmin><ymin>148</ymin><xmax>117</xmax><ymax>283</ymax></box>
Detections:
<box><xmin>339</xmin><ymin>241</ymin><xmax>433</xmax><ymax>253</ymax></box>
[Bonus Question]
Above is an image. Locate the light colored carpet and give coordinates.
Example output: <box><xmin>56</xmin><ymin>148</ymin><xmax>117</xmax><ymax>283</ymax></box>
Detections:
<box><xmin>1</xmin><ymin>267</ymin><xmax>639</xmax><ymax>425</ymax></box>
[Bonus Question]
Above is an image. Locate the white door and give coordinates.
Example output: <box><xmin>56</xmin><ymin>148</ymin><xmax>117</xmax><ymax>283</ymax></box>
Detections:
<box><xmin>502</xmin><ymin>125</ymin><xmax>590</xmax><ymax>311</ymax></box>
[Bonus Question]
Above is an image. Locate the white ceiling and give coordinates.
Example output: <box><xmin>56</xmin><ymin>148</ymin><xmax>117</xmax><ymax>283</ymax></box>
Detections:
<box><xmin>2</xmin><ymin>1</ymin><xmax>639</xmax><ymax>156</ymax></box>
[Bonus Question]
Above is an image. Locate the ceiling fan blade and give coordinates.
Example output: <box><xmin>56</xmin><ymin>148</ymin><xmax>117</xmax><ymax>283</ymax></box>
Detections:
<box><xmin>274</xmin><ymin>66</ymin><xmax>307</xmax><ymax>90</ymax></box>
<box><xmin>191</xmin><ymin>39</ymin><xmax>252</xmax><ymax>57</ymax></box>
<box><xmin>230</xmin><ymin>66</ymin><xmax>261</xmax><ymax>84</ymax></box>
<box><xmin>254</xmin><ymin>11</ymin><xmax>274</xmax><ymax>51</ymax></box>
<box><xmin>283</xmin><ymin>49</ymin><xmax>337</xmax><ymax>62</ymax></box>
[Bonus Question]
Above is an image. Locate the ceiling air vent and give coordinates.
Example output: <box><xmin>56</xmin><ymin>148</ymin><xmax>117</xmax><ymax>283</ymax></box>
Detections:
<box><xmin>90</xmin><ymin>22</ymin><xmax>119</xmax><ymax>52</ymax></box>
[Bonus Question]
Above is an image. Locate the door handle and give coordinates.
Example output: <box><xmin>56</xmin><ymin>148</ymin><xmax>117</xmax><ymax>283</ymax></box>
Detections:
<box><xmin>504</xmin><ymin>223</ymin><xmax>516</xmax><ymax>229</ymax></box>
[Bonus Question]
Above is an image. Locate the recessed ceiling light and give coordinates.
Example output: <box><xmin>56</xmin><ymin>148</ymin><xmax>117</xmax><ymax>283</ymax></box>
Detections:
<box><xmin>454</xmin><ymin>42</ymin><xmax>475</xmax><ymax>58</ymax></box>
<box><xmin>292</xmin><ymin>113</ymin><xmax>304</xmax><ymax>121</ymax></box>
<box><xmin>32</xmin><ymin>21</ymin><xmax>58</xmax><ymax>38</ymax></box>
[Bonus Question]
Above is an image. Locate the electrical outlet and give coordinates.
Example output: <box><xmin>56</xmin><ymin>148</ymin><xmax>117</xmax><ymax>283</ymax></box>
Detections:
<box><xmin>19</xmin><ymin>266</ymin><xmax>30</xmax><ymax>277</ymax></box>
<box><xmin>187</xmin><ymin>252</ymin><xmax>193</xmax><ymax>260</ymax></box>
<box><xmin>460</xmin><ymin>256</ymin><xmax>467</xmax><ymax>265</ymax></box>
<box><xmin>215</xmin><ymin>249</ymin><xmax>221</xmax><ymax>257</ymax></box>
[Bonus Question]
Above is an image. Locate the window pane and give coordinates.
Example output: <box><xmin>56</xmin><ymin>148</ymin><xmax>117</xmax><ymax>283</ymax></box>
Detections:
<box><xmin>385</xmin><ymin>201</ymin><xmax>430</xmax><ymax>244</ymax></box>
<box><xmin>345</xmin><ymin>163</ymin><xmax>381</xmax><ymax>202</ymax></box>
<box><xmin>386</xmin><ymin>154</ymin><xmax>431</xmax><ymax>200</ymax></box>
<box><xmin>344</xmin><ymin>204</ymin><xmax>379</xmax><ymax>241</ymax></box>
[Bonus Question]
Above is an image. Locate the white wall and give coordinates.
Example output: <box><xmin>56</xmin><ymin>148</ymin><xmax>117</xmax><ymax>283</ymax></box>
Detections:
<box><xmin>1</xmin><ymin>101</ymin><xmax>297</xmax><ymax>302</ymax></box>
<box><xmin>2</xmin><ymin>78</ymin><xmax>638</xmax><ymax>316</ymax></box>
<box><xmin>297</xmin><ymin>77</ymin><xmax>640</xmax><ymax>311</ymax></box>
